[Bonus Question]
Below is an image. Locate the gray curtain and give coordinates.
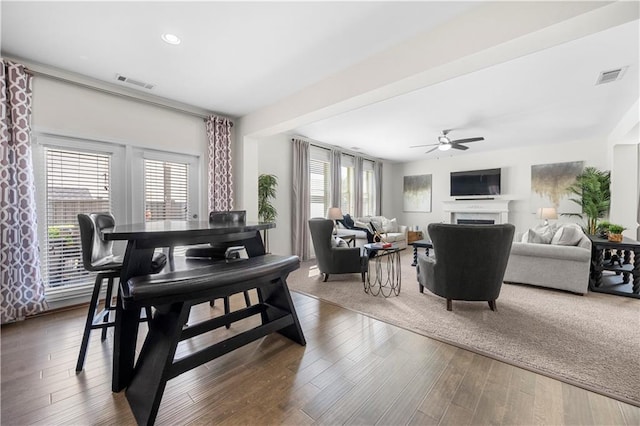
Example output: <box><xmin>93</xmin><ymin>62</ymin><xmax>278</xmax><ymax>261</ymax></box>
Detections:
<box><xmin>205</xmin><ymin>115</ymin><xmax>233</xmax><ymax>212</ymax></box>
<box><xmin>374</xmin><ymin>161</ymin><xmax>383</xmax><ymax>215</ymax></box>
<box><xmin>292</xmin><ymin>139</ymin><xmax>311</xmax><ymax>260</ymax></box>
<box><xmin>330</xmin><ymin>148</ymin><xmax>342</xmax><ymax>209</ymax></box>
<box><xmin>354</xmin><ymin>156</ymin><xmax>364</xmax><ymax>217</ymax></box>
<box><xmin>0</xmin><ymin>59</ymin><xmax>48</xmax><ymax>323</ymax></box>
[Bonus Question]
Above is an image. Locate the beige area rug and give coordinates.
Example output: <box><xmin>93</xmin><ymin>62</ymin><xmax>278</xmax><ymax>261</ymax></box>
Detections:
<box><xmin>287</xmin><ymin>250</ymin><xmax>640</xmax><ymax>406</ymax></box>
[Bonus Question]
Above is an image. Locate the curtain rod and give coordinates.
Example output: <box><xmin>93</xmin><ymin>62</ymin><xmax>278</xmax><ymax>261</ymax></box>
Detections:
<box><xmin>25</xmin><ymin>66</ymin><xmax>233</xmax><ymax>125</ymax></box>
<box><xmin>291</xmin><ymin>137</ymin><xmax>378</xmax><ymax>162</ymax></box>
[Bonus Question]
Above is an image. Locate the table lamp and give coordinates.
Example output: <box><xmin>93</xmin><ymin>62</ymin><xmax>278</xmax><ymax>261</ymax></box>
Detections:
<box><xmin>537</xmin><ymin>207</ymin><xmax>558</xmax><ymax>226</ymax></box>
<box><xmin>326</xmin><ymin>207</ymin><xmax>343</xmax><ymax>234</ymax></box>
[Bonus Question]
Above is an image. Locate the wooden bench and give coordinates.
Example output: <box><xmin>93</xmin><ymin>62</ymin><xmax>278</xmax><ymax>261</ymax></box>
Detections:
<box><xmin>120</xmin><ymin>254</ymin><xmax>305</xmax><ymax>425</ymax></box>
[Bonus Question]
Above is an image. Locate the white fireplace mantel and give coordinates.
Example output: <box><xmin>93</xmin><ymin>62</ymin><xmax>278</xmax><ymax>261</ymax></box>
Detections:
<box><xmin>442</xmin><ymin>199</ymin><xmax>511</xmax><ymax>224</ymax></box>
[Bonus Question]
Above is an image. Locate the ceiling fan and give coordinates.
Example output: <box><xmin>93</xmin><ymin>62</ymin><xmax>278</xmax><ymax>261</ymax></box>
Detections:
<box><xmin>410</xmin><ymin>130</ymin><xmax>484</xmax><ymax>153</ymax></box>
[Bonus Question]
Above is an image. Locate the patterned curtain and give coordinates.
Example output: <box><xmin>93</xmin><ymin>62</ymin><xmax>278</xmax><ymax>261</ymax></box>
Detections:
<box><xmin>205</xmin><ymin>115</ymin><xmax>234</xmax><ymax>212</ymax></box>
<box><xmin>0</xmin><ymin>59</ymin><xmax>48</xmax><ymax>324</ymax></box>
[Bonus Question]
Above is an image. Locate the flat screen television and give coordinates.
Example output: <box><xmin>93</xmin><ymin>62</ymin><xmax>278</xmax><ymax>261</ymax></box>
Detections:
<box><xmin>450</xmin><ymin>168</ymin><xmax>501</xmax><ymax>197</ymax></box>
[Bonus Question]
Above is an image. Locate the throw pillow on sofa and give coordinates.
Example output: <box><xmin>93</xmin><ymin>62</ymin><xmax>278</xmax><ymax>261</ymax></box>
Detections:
<box><xmin>381</xmin><ymin>217</ymin><xmax>399</xmax><ymax>233</ymax></box>
<box><xmin>521</xmin><ymin>225</ymin><xmax>556</xmax><ymax>244</ymax></box>
<box><xmin>551</xmin><ymin>224</ymin><xmax>584</xmax><ymax>246</ymax></box>
<box><xmin>339</xmin><ymin>214</ymin><xmax>355</xmax><ymax>229</ymax></box>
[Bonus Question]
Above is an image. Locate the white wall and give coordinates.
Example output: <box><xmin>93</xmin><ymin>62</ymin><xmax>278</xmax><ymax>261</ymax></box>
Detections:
<box><xmin>390</xmin><ymin>138</ymin><xmax>609</xmax><ymax>237</ymax></box>
<box><xmin>257</xmin><ymin>134</ymin><xmax>293</xmax><ymax>255</ymax></box>
<box><xmin>33</xmin><ymin>78</ymin><xmax>206</xmax><ymax>153</ymax></box>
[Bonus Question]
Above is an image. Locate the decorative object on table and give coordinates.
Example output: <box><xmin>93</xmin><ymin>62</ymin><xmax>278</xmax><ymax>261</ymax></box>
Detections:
<box><xmin>326</xmin><ymin>206</ymin><xmax>343</xmax><ymax>233</ymax></box>
<box><xmin>607</xmin><ymin>224</ymin><xmax>626</xmax><ymax>242</ymax></box>
<box><xmin>403</xmin><ymin>174</ymin><xmax>432</xmax><ymax>212</ymax></box>
<box><xmin>564</xmin><ymin>166</ymin><xmax>611</xmax><ymax>234</ymax></box>
<box><xmin>595</xmin><ymin>220</ymin><xmax>612</xmax><ymax>238</ymax></box>
<box><xmin>418</xmin><ymin>223</ymin><xmax>515</xmax><ymax>311</ymax></box>
<box><xmin>531</xmin><ymin>161</ymin><xmax>583</xmax><ymax>214</ymax></box>
<box><xmin>537</xmin><ymin>207</ymin><xmax>558</xmax><ymax>226</ymax></box>
<box><xmin>258</xmin><ymin>173</ymin><xmax>278</xmax><ymax>252</ymax></box>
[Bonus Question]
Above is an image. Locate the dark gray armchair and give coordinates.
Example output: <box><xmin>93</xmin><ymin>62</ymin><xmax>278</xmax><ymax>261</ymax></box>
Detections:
<box><xmin>417</xmin><ymin>223</ymin><xmax>515</xmax><ymax>311</ymax></box>
<box><xmin>308</xmin><ymin>218</ymin><xmax>368</xmax><ymax>282</ymax></box>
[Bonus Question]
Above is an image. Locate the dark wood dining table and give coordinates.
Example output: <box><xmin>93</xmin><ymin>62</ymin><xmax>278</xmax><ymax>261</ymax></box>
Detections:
<box><xmin>102</xmin><ymin>220</ymin><xmax>275</xmax><ymax>392</ymax></box>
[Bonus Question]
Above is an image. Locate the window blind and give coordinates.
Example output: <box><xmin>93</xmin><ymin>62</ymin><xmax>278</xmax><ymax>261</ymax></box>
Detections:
<box><xmin>310</xmin><ymin>156</ymin><xmax>330</xmax><ymax>219</ymax></box>
<box><xmin>44</xmin><ymin>148</ymin><xmax>111</xmax><ymax>288</ymax></box>
<box><xmin>143</xmin><ymin>159</ymin><xmax>189</xmax><ymax>221</ymax></box>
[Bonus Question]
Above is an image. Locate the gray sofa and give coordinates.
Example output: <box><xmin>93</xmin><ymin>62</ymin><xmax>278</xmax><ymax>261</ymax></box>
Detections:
<box><xmin>503</xmin><ymin>223</ymin><xmax>591</xmax><ymax>294</ymax></box>
<box><xmin>336</xmin><ymin>215</ymin><xmax>408</xmax><ymax>249</ymax></box>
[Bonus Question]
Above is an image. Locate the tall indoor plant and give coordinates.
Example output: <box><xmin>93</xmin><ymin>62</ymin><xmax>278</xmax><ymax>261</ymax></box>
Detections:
<box><xmin>258</xmin><ymin>174</ymin><xmax>278</xmax><ymax>252</ymax></box>
<box><xmin>566</xmin><ymin>167</ymin><xmax>610</xmax><ymax>234</ymax></box>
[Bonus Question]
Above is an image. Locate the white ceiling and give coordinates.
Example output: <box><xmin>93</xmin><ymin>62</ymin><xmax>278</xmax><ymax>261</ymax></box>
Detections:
<box><xmin>1</xmin><ymin>2</ymin><xmax>638</xmax><ymax>162</ymax></box>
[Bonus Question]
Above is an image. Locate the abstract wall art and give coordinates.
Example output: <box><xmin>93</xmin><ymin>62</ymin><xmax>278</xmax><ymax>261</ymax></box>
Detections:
<box><xmin>403</xmin><ymin>174</ymin><xmax>432</xmax><ymax>212</ymax></box>
<box><xmin>531</xmin><ymin>161</ymin><xmax>583</xmax><ymax>213</ymax></box>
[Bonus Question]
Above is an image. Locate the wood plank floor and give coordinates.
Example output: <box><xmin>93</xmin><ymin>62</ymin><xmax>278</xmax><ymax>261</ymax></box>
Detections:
<box><xmin>2</xmin><ymin>291</ymin><xmax>638</xmax><ymax>425</ymax></box>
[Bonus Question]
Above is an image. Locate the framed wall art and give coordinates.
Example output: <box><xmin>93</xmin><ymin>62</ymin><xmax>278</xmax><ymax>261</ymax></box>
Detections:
<box><xmin>403</xmin><ymin>174</ymin><xmax>432</xmax><ymax>212</ymax></box>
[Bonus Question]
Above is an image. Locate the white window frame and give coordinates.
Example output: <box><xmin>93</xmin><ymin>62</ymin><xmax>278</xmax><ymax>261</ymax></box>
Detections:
<box><xmin>131</xmin><ymin>148</ymin><xmax>201</xmax><ymax>223</ymax></box>
<box><xmin>32</xmin><ymin>132</ymin><xmax>201</xmax><ymax>305</ymax></box>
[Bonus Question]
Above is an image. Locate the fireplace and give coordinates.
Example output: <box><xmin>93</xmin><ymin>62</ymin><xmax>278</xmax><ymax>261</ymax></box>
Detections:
<box><xmin>442</xmin><ymin>200</ymin><xmax>511</xmax><ymax>224</ymax></box>
<box><xmin>457</xmin><ymin>219</ymin><xmax>495</xmax><ymax>225</ymax></box>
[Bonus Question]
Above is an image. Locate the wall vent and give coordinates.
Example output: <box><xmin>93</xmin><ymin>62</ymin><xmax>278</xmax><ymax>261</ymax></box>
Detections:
<box><xmin>596</xmin><ymin>67</ymin><xmax>626</xmax><ymax>85</ymax></box>
<box><xmin>116</xmin><ymin>74</ymin><xmax>155</xmax><ymax>90</ymax></box>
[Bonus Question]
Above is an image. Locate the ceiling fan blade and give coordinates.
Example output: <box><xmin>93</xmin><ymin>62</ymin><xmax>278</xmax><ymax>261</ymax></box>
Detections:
<box><xmin>409</xmin><ymin>143</ymin><xmax>439</xmax><ymax>148</ymax></box>
<box><xmin>425</xmin><ymin>146</ymin><xmax>440</xmax><ymax>154</ymax></box>
<box><xmin>450</xmin><ymin>137</ymin><xmax>484</xmax><ymax>144</ymax></box>
<box><xmin>451</xmin><ymin>144</ymin><xmax>469</xmax><ymax>150</ymax></box>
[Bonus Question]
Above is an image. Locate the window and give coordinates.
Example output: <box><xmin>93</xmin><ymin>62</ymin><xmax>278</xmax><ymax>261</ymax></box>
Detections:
<box><xmin>43</xmin><ymin>148</ymin><xmax>112</xmax><ymax>289</ymax></box>
<box><xmin>341</xmin><ymin>154</ymin><xmax>355</xmax><ymax>215</ymax></box>
<box><xmin>310</xmin><ymin>146</ymin><xmax>331</xmax><ymax>218</ymax></box>
<box><xmin>362</xmin><ymin>159</ymin><xmax>376</xmax><ymax>216</ymax></box>
<box><xmin>34</xmin><ymin>133</ymin><xmax>201</xmax><ymax>301</ymax></box>
<box><xmin>143</xmin><ymin>159</ymin><xmax>189</xmax><ymax>222</ymax></box>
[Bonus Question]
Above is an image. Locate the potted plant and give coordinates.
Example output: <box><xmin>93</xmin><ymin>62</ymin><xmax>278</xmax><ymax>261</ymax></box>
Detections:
<box><xmin>258</xmin><ymin>174</ymin><xmax>278</xmax><ymax>252</ymax></box>
<box><xmin>566</xmin><ymin>167</ymin><xmax>611</xmax><ymax>235</ymax></box>
<box><xmin>607</xmin><ymin>224</ymin><xmax>626</xmax><ymax>242</ymax></box>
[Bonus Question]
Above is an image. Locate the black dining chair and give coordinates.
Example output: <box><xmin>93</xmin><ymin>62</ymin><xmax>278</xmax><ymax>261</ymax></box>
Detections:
<box><xmin>184</xmin><ymin>210</ymin><xmax>253</xmax><ymax>324</ymax></box>
<box><xmin>76</xmin><ymin>213</ymin><xmax>167</xmax><ymax>372</ymax></box>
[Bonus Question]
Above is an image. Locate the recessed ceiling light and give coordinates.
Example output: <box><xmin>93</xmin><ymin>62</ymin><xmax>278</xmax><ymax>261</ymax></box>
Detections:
<box><xmin>161</xmin><ymin>33</ymin><xmax>181</xmax><ymax>45</ymax></box>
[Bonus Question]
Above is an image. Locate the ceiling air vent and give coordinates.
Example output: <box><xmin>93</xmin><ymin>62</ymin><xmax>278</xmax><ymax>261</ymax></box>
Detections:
<box><xmin>595</xmin><ymin>67</ymin><xmax>626</xmax><ymax>85</ymax></box>
<box><xmin>116</xmin><ymin>74</ymin><xmax>155</xmax><ymax>90</ymax></box>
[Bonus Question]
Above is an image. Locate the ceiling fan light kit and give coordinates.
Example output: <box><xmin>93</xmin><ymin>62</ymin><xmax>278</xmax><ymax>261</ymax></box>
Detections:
<box><xmin>410</xmin><ymin>130</ymin><xmax>485</xmax><ymax>154</ymax></box>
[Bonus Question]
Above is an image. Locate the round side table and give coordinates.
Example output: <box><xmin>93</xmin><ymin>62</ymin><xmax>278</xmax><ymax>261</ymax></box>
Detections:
<box><xmin>363</xmin><ymin>243</ymin><xmax>402</xmax><ymax>297</ymax></box>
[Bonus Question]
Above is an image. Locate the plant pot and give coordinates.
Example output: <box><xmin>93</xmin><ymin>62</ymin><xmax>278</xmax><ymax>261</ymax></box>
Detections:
<box><xmin>608</xmin><ymin>233</ymin><xmax>623</xmax><ymax>242</ymax></box>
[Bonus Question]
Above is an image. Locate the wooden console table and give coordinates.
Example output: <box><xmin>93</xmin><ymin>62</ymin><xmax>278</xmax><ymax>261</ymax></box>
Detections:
<box><xmin>586</xmin><ymin>234</ymin><xmax>639</xmax><ymax>298</ymax></box>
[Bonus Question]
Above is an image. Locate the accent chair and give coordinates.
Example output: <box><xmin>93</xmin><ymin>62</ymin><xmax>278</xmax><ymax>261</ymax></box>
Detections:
<box><xmin>308</xmin><ymin>218</ymin><xmax>369</xmax><ymax>282</ymax></box>
<box><xmin>417</xmin><ymin>223</ymin><xmax>515</xmax><ymax>311</ymax></box>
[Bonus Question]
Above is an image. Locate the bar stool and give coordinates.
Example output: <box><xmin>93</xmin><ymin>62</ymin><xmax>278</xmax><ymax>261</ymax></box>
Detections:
<box><xmin>185</xmin><ymin>211</ymin><xmax>253</xmax><ymax>324</ymax></box>
<box><xmin>76</xmin><ymin>213</ymin><xmax>167</xmax><ymax>372</ymax></box>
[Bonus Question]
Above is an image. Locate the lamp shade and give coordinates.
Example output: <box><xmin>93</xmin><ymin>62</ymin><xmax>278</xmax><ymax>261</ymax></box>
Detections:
<box><xmin>326</xmin><ymin>207</ymin><xmax>343</xmax><ymax>220</ymax></box>
<box><xmin>537</xmin><ymin>207</ymin><xmax>558</xmax><ymax>220</ymax></box>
